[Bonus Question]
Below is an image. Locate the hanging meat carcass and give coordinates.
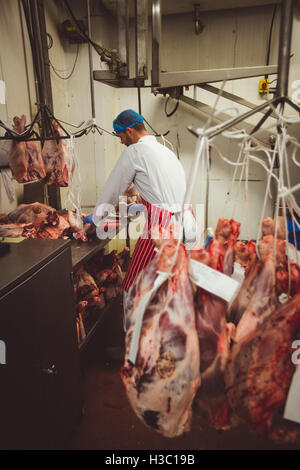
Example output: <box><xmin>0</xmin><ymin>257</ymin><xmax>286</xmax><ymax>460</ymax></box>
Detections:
<box><xmin>233</xmin><ymin>241</ymin><xmax>249</xmax><ymax>268</ymax></box>
<box><xmin>120</xmin><ymin>234</ymin><xmax>201</xmax><ymax>438</ymax></box>
<box><xmin>205</xmin><ymin>218</ymin><xmax>241</xmax><ymax>275</ymax></box>
<box><xmin>228</xmin><ymin>217</ymin><xmax>290</xmax><ymax>341</ymax></box>
<box><xmin>9</xmin><ymin>115</ymin><xmax>46</xmax><ymax>183</ymax></box>
<box><xmin>262</xmin><ymin>216</ymin><xmax>286</xmax><ymax>240</ymax></box>
<box><xmin>190</xmin><ymin>219</ymin><xmax>239</xmax><ymax>430</ymax></box>
<box><xmin>42</xmin><ymin>120</ymin><xmax>74</xmax><ymax>187</ymax></box>
<box><xmin>229</xmin><ymin>235</ymin><xmax>284</xmax><ymax>343</ymax></box>
<box><xmin>225</xmin><ymin>292</ymin><xmax>300</xmax><ymax>444</ymax></box>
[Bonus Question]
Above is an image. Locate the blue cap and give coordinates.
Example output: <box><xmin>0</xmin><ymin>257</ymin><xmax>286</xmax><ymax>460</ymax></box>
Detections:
<box><xmin>113</xmin><ymin>109</ymin><xmax>144</xmax><ymax>134</ymax></box>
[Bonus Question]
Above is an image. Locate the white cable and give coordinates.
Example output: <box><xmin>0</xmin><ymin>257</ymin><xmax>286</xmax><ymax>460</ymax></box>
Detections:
<box><xmin>159</xmin><ymin>134</ymin><xmax>175</xmax><ymax>151</ymax></box>
<box><xmin>255</xmin><ymin>131</ymin><xmax>279</xmax><ymax>250</ymax></box>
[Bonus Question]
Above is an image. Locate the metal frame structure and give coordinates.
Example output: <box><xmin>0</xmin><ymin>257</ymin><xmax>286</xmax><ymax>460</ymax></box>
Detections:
<box><xmin>94</xmin><ymin>0</ymin><xmax>279</xmax><ymax>90</ymax></box>
<box><xmin>187</xmin><ymin>0</ymin><xmax>299</xmax><ymax>140</ymax></box>
<box><xmin>94</xmin><ymin>0</ymin><xmax>148</xmax><ymax>87</ymax></box>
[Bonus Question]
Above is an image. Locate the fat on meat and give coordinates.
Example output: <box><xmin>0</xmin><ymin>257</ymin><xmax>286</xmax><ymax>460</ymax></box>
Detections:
<box><xmin>225</xmin><ymin>293</ymin><xmax>300</xmax><ymax>443</ymax></box>
<box><xmin>120</xmin><ymin>235</ymin><xmax>201</xmax><ymax>438</ymax></box>
<box><xmin>9</xmin><ymin>115</ymin><xmax>46</xmax><ymax>183</ymax></box>
<box><xmin>42</xmin><ymin>120</ymin><xmax>74</xmax><ymax>187</ymax></box>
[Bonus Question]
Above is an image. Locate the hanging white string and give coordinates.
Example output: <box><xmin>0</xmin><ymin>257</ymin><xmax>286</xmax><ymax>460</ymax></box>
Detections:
<box><xmin>151</xmin><ymin>91</ymin><xmax>300</xmax><ymax>285</ymax></box>
<box><xmin>280</xmin><ymin>128</ymin><xmax>300</xmax><ymax>266</ymax></box>
<box><xmin>255</xmin><ymin>134</ymin><xmax>279</xmax><ymax>253</ymax></box>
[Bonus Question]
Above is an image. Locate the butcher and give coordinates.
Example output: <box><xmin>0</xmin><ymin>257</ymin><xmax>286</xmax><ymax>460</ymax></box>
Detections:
<box><xmin>85</xmin><ymin>109</ymin><xmax>197</xmax><ymax>318</ymax></box>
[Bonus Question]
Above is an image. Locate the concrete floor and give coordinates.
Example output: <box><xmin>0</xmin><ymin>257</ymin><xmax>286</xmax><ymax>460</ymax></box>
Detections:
<box><xmin>68</xmin><ymin>299</ymin><xmax>300</xmax><ymax>451</ymax></box>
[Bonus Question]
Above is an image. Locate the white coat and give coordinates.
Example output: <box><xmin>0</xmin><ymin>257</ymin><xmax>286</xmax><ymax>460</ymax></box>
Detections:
<box><xmin>93</xmin><ymin>135</ymin><xmax>198</xmax><ymax>249</ymax></box>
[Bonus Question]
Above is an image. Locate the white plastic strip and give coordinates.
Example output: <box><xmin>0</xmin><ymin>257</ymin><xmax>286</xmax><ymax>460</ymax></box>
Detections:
<box><xmin>0</xmin><ymin>80</ymin><xmax>5</xmax><ymax>104</ymax></box>
<box><xmin>189</xmin><ymin>258</ymin><xmax>240</xmax><ymax>303</ymax></box>
<box><xmin>128</xmin><ymin>271</ymin><xmax>169</xmax><ymax>365</ymax></box>
<box><xmin>1</xmin><ymin>168</ymin><xmax>15</xmax><ymax>203</ymax></box>
<box><xmin>284</xmin><ymin>364</ymin><xmax>300</xmax><ymax>424</ymax></box>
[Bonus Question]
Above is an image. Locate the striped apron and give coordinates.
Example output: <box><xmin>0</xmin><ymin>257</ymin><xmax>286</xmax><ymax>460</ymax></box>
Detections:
<box><xmin>123</xmin><ymin>198</ymin><xmax>174</xmax><ymax>292</ymax></box>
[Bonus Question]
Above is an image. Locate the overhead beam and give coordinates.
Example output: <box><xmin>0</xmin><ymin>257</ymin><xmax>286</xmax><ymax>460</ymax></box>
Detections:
<box><xmin>179</xmin><ymin>94</ymin><xmax>275</xmax><ymax>144</ymax></box>
<box><xmin>196</xmin><ymin>83</ymin><xmax>278</xmax><ymax>118</ymax></box>
<box><xmin>157</xmin><ymin>65</ymin><xmax>278</xmax><ymax>89</ymax></box>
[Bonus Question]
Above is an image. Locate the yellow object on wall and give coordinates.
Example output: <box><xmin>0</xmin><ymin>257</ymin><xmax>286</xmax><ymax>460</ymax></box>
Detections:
<box><xmin>259</xmin><ymin>77</ymin><xmax>269</xmax><ymax>94</ymax></box>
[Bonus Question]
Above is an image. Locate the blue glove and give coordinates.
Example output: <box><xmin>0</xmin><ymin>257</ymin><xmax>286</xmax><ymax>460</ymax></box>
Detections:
<box><xmin>82</xmin><ymin>214</ymin><xmax>94</xmax><ymax>225</ymax></box>
<box><xmin>128</xmin><ymin>204</ymin><xmax>144</xmax><ymax>217</ymax></box>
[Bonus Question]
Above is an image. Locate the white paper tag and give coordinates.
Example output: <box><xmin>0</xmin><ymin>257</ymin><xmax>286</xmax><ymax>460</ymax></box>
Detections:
<box><xmin>284</xmin><ymin>362</ymin><xmax>300</xmax><ymax>424</ymax></box>
<box><xmin>189</xmin><ymin>258</ymin><xmax>240</xmax><ymax>303</ymax></box>
<box><xmin>128</xmin><ymin>271</ymin><xmax>169</xmax><ymax>365</ymax></box>
<box><xmin>0</xmin><ymin>80</ymin><xmax>6</xmax><ymax>104</ymax></box>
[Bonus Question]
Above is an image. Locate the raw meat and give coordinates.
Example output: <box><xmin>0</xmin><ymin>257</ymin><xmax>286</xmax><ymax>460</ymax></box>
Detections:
<box><xmin>73</xmin><ymin>265</ymin><xmax>99</xmax><ymax>301</ymax></box>
<box><xmin>193</xmin><ymin>287</ymin><xmax>235</xmax><ymax>430</ymax></box>
<box><xmin>9</xmin><ymin>115</ymin><xmax>46</xmax><ymax>183</ymax></box>
<box><xmin>4</xmin><ymin>202</ymin><xmax>59</xmax><ymax>227</ymax></box>
<box><xmin>37</xmin><ymin>224</ymin><xmax>66</xmax><ymax>239</ymax></box>
<box><xmin>120</xmin><ymin>236</ymin><xmax>201</xmax><ymax>438</ymax></box>
<box><xmin>225</xmin><ymin>293</ymin><xmax>300</xmax><ymax>443</ymax></box>
<box><xmin>246</xmin><ymin>240</ymin><xmax>257</xmax><ymax>272</ymax></box>
<box><xmin>262</xmin><ymin>215</ymin><xmax>286</xmax><ymax>240</ymax></box>
<box><xmin>230</xmin><ymin>235</ymin><xmax>282</xmax><ymax>342</ymax></box>
<box><xmin>0</xmin><ymin>203</ymin><xmax>100</xmax><ymax>242</ymax></box>
<box><xmin>42</xmin><ymin>120</ymin><xmax>74</xmax><ymax>187</ymax></box>
<box><xmin>234</xmin><ymin>241</ymin><xmax>249</xmax><ymax>268</ymax></box>
<box><xmin>228</xmin><ymin>231</ymin><xmax>287</xmax><ymax>333</ymax></box>
<box><xmin>206</xmin><ymin>218</ymin><xmax>241</xmax><ymax>275</ymax></box>
<box><xmin>0</xmin><ymin>223</ymin><xmax>37</xmax><ymax>238</ymax></box>
<box><xmin>67</xmin><ymin>210</ymin><xmax>87</xmax><ymax>242</ymax></box>
<box><xmin>191</xmin><ymin>240</ymin><xmax>236</xmax><ymax>430</ymax></box>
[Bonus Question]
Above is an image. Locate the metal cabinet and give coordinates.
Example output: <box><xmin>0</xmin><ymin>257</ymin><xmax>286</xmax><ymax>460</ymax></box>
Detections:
<box><xmin>0</xmin><ymin>239</ymin><xmax>82</xmax><ymax>449</ymax></box>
